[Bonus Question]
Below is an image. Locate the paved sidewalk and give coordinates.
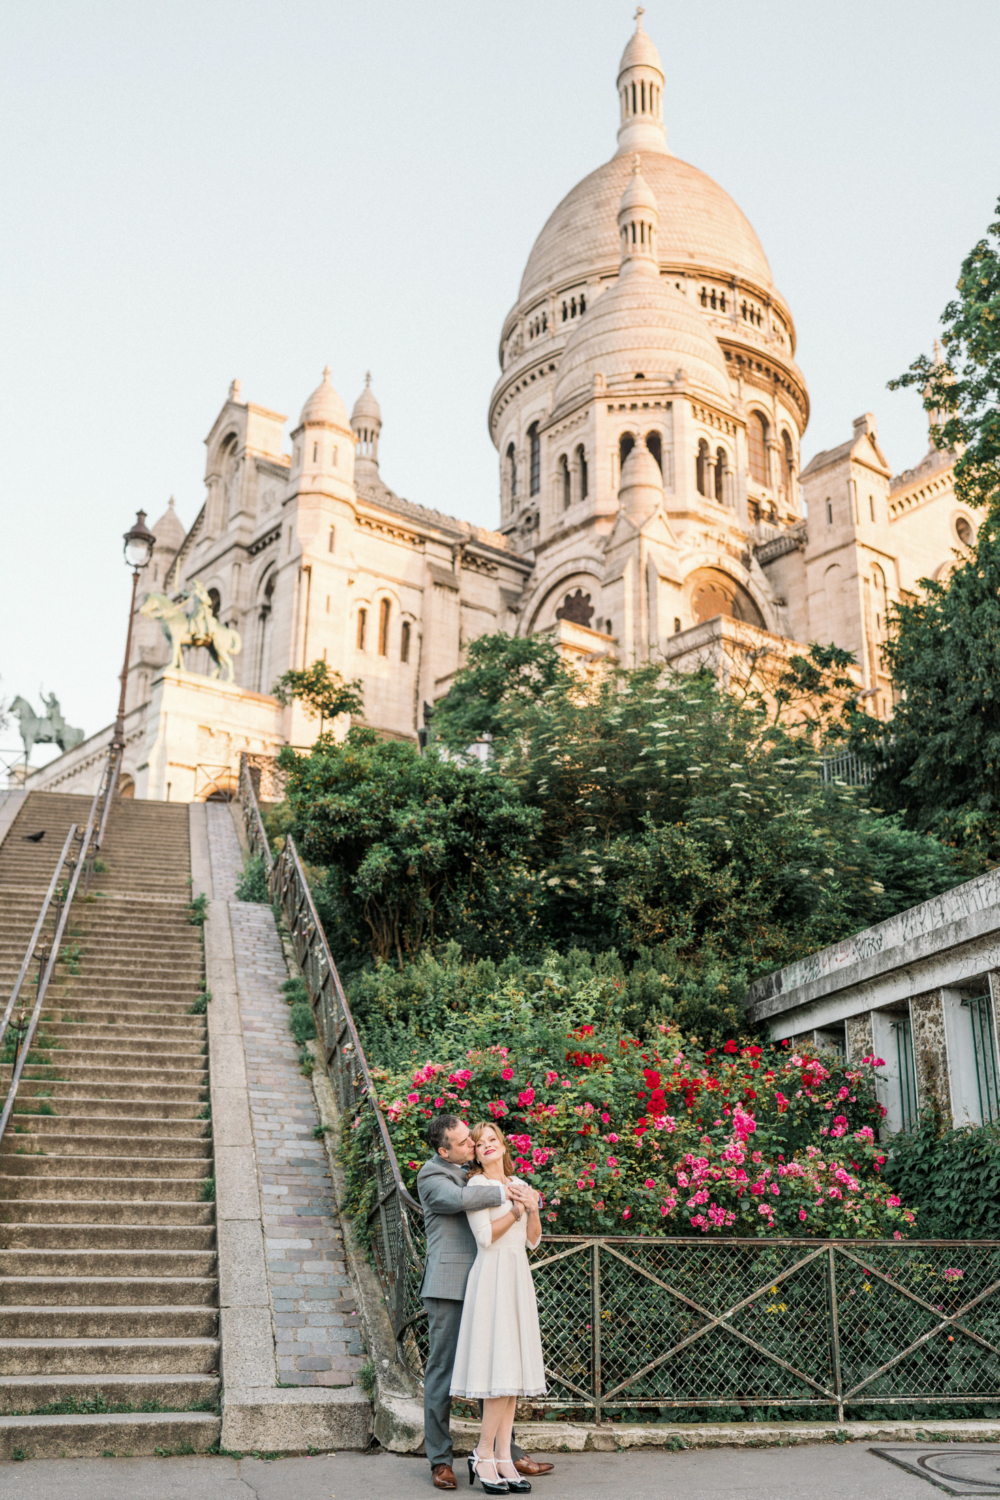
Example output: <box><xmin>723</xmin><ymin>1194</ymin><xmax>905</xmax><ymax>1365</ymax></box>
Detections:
<box><xmin>206</xmin><ymin>805</ymin><xmax>364</xmax><ymax>1388</ymax></box>
<box><xmin>0</xmin><ymin>1444</ymin><xmax>960</xmax><ymax>1500</ymax></box>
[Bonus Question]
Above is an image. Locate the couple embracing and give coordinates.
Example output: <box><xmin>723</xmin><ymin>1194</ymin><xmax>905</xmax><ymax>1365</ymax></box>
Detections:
<box><xmin>417</xmin><ymin>1113</ymin><xmax>555</xmax><ymax>1493</ymax></box>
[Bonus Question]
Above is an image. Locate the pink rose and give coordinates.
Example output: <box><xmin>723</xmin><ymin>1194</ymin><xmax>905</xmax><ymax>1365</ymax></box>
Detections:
<box><xmin>607</xmin><ymin>1133</ymin><xmax>619</xmax><ymax>1144</ymax></box>
<box><xmin>607</xmin><ymin>1156</ymin><xmax>618</xmax><ymax>1167</ymax></box>
<box><xmin>518</xmin><ymin>1088</ymin><xmax>535</xmax><ymax>1107</ymax></box>
<box><xmin>545</xmin><ymin>1071</ymin><xmax>558</xmax><ymax>1085</ymax></box>
<box><xmin>501</xmin><ymin>1067</ymin><xmax>514</xmax><ymax>1082</ymax></box>
<box><xmin>407</xmin><ymin>1091</ymin><xmax>419</xmax><ymax>1104</ymax></box>
<box><xmin>799</xmin><ymin>1209</ymin><xmax>807</xmax><ymax>1221</ymax></box>
<box><xmin>644</xmin><ymin>1178</ymin><xmax>655</xmax><ymax>1189</ymax></box>
<box><xmin>622</xmin><ymin>1208</ymin><xmax>632</xmax><ymax>1220</ymax></box>
<box><xmin>601</xmin><ymin>1112</ymin><xmax>610</xmax><ymax>1123</ymax></box>
<box><xmin>434</xmin><ymin>1097</ymin><xmax>444</xmax><ymax>1108</ymax></box>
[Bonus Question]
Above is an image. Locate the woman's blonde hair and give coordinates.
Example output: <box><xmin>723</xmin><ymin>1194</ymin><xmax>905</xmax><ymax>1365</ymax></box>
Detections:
<box><xmin>468</xmin><ymin>1120</ymin><xmax>515</xmax><ymax>1177</ymax></box>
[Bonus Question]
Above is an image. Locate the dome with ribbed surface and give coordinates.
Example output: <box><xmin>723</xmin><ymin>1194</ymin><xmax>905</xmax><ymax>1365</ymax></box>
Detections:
<box><xmin>617</xmin><ymin>13</ymin><xmax>663</xmax><ymax>78</ymax></box>
<box><xmin>553</xmin><ymin>273</ymin><xmax>732</xmax><ymax>410</ymax></box>
<box><xmin>299</xmin><ymin>366</ymin><xmax>350</xmax><ymax>430</ymax></box>
<box><xmin>351</xmin><ymin>372</ymin><xmax>381</xmax><ymax>427</ymax></box>
<box><xmin>518</xmin><ymin>152</ymin><xmax>772</xmax><ymax>303</ymax></box>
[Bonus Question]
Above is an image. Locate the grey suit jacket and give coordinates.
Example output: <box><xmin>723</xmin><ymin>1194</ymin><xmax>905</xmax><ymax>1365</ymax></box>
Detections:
<box><xmin>416</xmin><ymin>1155</ymin><xmax>503</xmax><ymax>1300</ymax></box>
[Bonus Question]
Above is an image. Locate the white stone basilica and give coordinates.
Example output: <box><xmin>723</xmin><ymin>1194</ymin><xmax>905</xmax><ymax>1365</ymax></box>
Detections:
<box><xmin>29</xmin><ymin>14</ymin><xmax>978</xmax><ymax>800</ymax></box>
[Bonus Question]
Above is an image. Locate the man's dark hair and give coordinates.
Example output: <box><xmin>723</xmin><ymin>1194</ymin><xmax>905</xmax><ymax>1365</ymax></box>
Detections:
<box><xmin>426</xmin><ymin>1113</ymin><xmax>462</xmax><ymax>1154</ymax></box>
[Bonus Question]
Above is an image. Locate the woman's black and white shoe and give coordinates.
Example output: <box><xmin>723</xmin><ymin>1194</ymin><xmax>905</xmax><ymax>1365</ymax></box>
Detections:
<box><xmin>468</xmin><ymin>1453</ymin><xmax>509</xmax><ymax>1494</ymax></box>
<box><xmin>496</xmin><ymin>1459</ymin><xmax>531</xmax><ymax>1492</ymax></box>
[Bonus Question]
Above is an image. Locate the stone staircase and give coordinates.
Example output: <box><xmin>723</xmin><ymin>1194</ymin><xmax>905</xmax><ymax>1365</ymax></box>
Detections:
<box><xmin>0</xmin><ymin>790</ymin><xmax>220</xmax><ymax>1458</ymax></box>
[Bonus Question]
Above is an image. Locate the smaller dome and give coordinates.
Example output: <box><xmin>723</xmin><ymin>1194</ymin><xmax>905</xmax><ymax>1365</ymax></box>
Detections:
<box><xmin>619</xmin><ymin>154</ymin><xmax>658</xmax><ymax>217</ymax></box>
<box><xmin>351</xmin><ymin>372</ymin><xmax>381</xmax><ymax>427</ymax></box>
<box><xmin>618</xmin><ymin>12</ymin><xmax>663</xmax><ymax>78</ymax></box>
<box><xmin>553</xmin><ymin>276</ymin><xmax>732</xmax><ymax>409</ymax></box>
<box><xmin>149</xmin><ymin>496</ymin><xmax>186</xmax><ymax>552</ymax></box>
<box><xmin>619</xmin><ymin>435</ymin><xmax>664</xmax><ymax>526</ymax></box>
<box><xmin>299</xmin><ymin>366</ymin><xmax>350</xmax><ymax>430</ymax></box>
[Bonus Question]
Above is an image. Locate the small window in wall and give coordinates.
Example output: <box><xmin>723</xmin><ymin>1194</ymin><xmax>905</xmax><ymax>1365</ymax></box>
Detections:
<box><xmin>333</xmin><ymin>446</ymin><xmax>339</xmax><ymax>466</ymax></box>
<box><xmin>748</xmin><ymin>412</ymin><xmax>769</xmax><ymax>486</ymax></box>
<box><xmin>715</xmin><ymin>447</ymin><xmax>727</xmax><ymax>504</ymax></box>
<box><xmin>313</xmin><ymin>442</ymin><xmax>318</xmax><ymax>462</ymax></box>
<box><xmin>646</xmin><ymin>432</ymin><xmax>662</xmax><ymax>472</ymax></box>
<box><xmin>329</xmin><ymin>526</ymin><xmax>336</xmax><ymax>553</ymax></box>
<box><xmin>507</xmin><ymin>442</ymin><xmax>517</xmax><ymax>500</ymax></box>
<box><xmin>957</xmin><ymin>516</ymin><xmax>974</xmax><ymax>546</ymax></box>
<box><xmin>619</xmin><ymin>432</ymin><xmax>635</xmax><ymax>469</ymax></box>
<box><xmin>696</xmin><ymin>439</ymin><xmax>709</xmax><ymax>497</ymax></box>
<box><xmin>357</xmin><ymin>608</ymin><xmax>367</xmax><ymax>651</ymax></box>
<box><xmin>869</xmin><ymin>494</ymin><xmax>875</xmax><ymax>522</ymax></box>
<box><xmin>965</xmin><ymin>993</ymin><xmax>1000</xmax><ymax>1124</ymax></box>
<box><xmin>783</xmin><ymin>430</ymin><xmax>795</xmax><ymax>495</ymax></box>
<box><xmin>378</xmin><ymin>598</ymin><xmax>390</xmax><ymax>656</ymax></box>
<box><xmin>578</xmin><ymin>445</ymin><xmax>588</xmax><ymax>499</ymax></box>
<box><xmin>893</xmin><ymin>1017</ymin><xmax>919</xmax><ymax>1134</ymax></box>
<box><xmin>400</xmin><ymin>620</ymin><xmax>411</xmax><ymax>663</ymax></box>
<box><xmin>560</xmin><ymin>454</ymin><xmax>571</xmax><ymax>509</ymax></box>
<box><xmin>673</xmin><ymin>617</ymin><xmax>682</xmax><ymax>634</ymax></box>
<box><xmin>529</xmin><ymin>423</ymin><xmax>540</xmax><ymax>496</ymax></box>
<box><xmin>826</xmin><ymin>498</ymin><xmax>833</xmax><ymax>526</ymax></box>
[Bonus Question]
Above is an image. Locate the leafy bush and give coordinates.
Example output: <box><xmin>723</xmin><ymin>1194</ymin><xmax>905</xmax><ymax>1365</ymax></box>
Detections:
<box><xmin>343</xmin><ymin>1000</ymin><xmax>912</xmax><ymax>1240</ymax></box>
<box><xmin>235</xmin><ymin>856</ymin><xmax>270</xmax><ymax>904</ymax></box>
<box><xmin>288</xmin><ymin>1001</ymin><xmax>317</xmax><ymax>1045</ymax></box>
<box><xmin>277</xmin><ymin>729</ymin><xmax>539</xmax><ymax>970</ymax></box>
<box><xmin>884</xmin><ymin>1113</ymin><xmax>1000</xmax><ymax>1237</ymax></box>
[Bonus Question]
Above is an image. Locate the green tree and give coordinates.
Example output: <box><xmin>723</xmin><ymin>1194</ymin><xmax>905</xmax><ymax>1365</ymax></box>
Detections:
<box><xmin>272</xmin><ymin>660</ymin><xmax>364</xmax><ymax>735</ymax></box>
<box><xmin>277</xmin><ymin>733</ymin><xmax>539</xmax><ymax>969</ymax></box>
<box><xmin>889</xmin><ymin>194</ymin><xmax>1000</xmax><ymax>513</ymax></box>
<box><xmin>431</xmin><ymin>633</ymin><xmax>575</xmax><ymax>752</ymax></box>
<box><xmin>850</xmin><ymin>517</ymin><xmax>1000</xmax><ymax>860</ymax></box>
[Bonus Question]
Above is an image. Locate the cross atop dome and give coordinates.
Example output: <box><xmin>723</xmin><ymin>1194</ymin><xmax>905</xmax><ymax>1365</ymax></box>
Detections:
<box><xmin>615</xmin><ymin>12</ymin><xmax>667</xmax><ymax>157</ymax></box>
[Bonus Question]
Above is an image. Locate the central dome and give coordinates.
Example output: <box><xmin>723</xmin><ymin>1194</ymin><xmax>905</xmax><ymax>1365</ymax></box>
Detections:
<box><xmin>519</xmin><ymin>151</ymin><xmax>773</xmax><ymax>303</ymax></box>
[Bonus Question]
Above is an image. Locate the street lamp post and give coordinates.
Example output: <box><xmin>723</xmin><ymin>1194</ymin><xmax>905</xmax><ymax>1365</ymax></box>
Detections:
<box><xmin>110</xmin><ymin>511</ymin><xmax>157</xmax><ymax>781</ymax></box>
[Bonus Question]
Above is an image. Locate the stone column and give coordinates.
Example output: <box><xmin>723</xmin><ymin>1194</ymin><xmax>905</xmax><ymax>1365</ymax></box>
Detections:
<box><xmin>911</xmin><ymin>989</ymin><xmax>951</xmax><ymax>1128</ymax></box>
<box><xmin>846</xmin><ymin>1011</ymin><xmax>874</xmax><ymax>1065</ymax></box>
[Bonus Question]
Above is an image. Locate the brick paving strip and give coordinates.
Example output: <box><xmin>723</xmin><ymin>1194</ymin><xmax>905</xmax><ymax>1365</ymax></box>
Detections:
<box><xmin>205</xmin><ymin>805</ymin><xmax>365</xmax><ymax>1388</ymax></box>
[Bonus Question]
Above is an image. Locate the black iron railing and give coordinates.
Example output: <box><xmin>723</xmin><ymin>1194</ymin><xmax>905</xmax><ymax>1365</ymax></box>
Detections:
<box><xmin>238</xmin><ymin>752</ymin><xmax>1000</xmax><ymax>1422</ymax></box>
<box><xmin>0</xmin><ymin>745</ymin><xmax>120</xmax><ymax>1142</ymax></box>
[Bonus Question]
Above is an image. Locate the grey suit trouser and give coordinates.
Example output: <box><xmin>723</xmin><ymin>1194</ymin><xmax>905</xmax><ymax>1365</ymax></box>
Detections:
<box><xmin>422</xmin><ymin>1297</ymin><xmax>524</xmax><ymax>1470</ymax></box>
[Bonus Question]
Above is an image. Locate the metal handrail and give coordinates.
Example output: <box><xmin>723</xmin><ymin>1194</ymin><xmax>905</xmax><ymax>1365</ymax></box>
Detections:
<box><xmin>238</xmin><ymin>752</ymin><xmax>274</xmax><ymax>873</ymax></box>
<box><xmin>0</xmin><ymin>744</ymin><xmax>117</xmax><ymax>1144</ymax></box>
<box><xmin>0</xmin><ymin>824</ymin><xmax>78</xmax><ymax>1052</ymax></box>
<box><xmin>83</xmin><ymin>746</ymin><xmax>121</xmax><ymax>895</ymax></box>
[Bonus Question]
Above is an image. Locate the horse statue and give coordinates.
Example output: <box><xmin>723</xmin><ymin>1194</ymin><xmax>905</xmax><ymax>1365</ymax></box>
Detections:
<box><xmin>140</xmin><ymin>579</ymin><xmax>242</xmax><ymax>682</ymax></box>
<box><xmin>11</xmin><ymin>692</ymin><xmax>85</xmax><ymax>762</ymax></box>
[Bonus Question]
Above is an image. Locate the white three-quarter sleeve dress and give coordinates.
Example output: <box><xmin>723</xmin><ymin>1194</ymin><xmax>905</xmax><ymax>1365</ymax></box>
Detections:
<box><xmin>449</xmin><ymin>1178</ymin><xmax>547</xmax><ymax>1400</ymax></box>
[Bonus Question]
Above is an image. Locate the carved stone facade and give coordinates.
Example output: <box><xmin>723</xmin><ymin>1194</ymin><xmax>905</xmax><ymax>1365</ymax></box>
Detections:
<box><xmin>26</xmin><ymin>15</ymin><xmax>975</xmax><ymax>800</ymax></box>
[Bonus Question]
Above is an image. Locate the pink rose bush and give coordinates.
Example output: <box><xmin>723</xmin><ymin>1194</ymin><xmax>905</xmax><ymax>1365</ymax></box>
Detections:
<box><xmin>353</xmin><ymin>1023</ymin><xmax>915</xmax><ymax>1238</ymax></box>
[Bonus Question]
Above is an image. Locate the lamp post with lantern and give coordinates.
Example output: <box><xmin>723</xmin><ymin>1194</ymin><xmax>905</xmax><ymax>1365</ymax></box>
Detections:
<box><xmin>110</xmin><ymin>511</ymin><xmax>157</xmax><ymax>775</ymax></box>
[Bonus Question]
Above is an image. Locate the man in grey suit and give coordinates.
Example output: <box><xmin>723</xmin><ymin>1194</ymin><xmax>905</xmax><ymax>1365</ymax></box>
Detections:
<box><xmin>417</xmin><ymin>1113</ymin><xmax>553</xmax><ymax>1490</ymax></box>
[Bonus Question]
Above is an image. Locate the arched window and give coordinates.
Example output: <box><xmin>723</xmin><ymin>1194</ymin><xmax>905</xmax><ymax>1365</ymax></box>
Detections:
<box><xmin>560</xmin><ymin>454</ymin><xmax>571</xmax><ymax>509</ymax></box>
<box><xmin>506</xmin><ymin>442</ymin><xmax>517</xmax><ymax>500</ymax></box>
<box><xmin>782</xmin><ymin>431</ymin><xmax>795</xmax><ymax>497</ymax></box>
<box><xmin>747</xmin><ymin>412</ymin><xmax>769</xmax><ymax>487</ymax></box>
<box><xmin>577</xmin><ymin>445</ymin><xmax>588</xmax><ymax>500</ymax></box>
<box><xmin>356</xmin><ymin>608</ymin><xmax>367</xmax><ymax>651</ymax></box>
<box><xmin>207</xmin><ymin>588</ymin><xmax>221</xmax><ymax>619</ymax></box>
<box><xmin>378</xmin><ymin>598</ymin><xmax>390</xmax><ymax>657</ymax></box>
<box><xmin>646</xmin><ymin>432</ymin><xmax>662</xmax><ymax>472</ymax></box>
<box><xmin>956</xmin><ymin>516</ymin><xmax>974</xmax><ymax>546</ymax></box>
<box><xmin>715</xmin><ymin>447</ymin><xmax>727</xmax><ymax>504</ymax></box>
<box><xmin>400</xmin><ymin>620</ymin><xmax>411</xmax><ymax>663</ymax></box>
<box><xmin>619</xmin><ymin>432</ymin><xmax>635</xmax><ymax>469</ymax></box>
<box><xmin>696</xmin><ymin>439</ymin><xmax>709</xmax><ymax>497</ymax></box>
<box><xmin>528</xmin><ymin>423</ymin><xmax>540</xmax><ymax>496</ymax></box>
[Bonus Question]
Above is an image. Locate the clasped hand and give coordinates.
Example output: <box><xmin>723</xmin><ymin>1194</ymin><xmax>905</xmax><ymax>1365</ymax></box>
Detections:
<box><xmin>506</xmin><ymin>1178</ymin><xmax>540</xmax><ymax>1215</ymax></box>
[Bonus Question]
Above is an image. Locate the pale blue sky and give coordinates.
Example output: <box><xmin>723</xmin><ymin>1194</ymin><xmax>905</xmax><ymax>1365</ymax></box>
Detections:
<box><xmin>2</xmin><ymin>0</ymin><xmax>998</xmax><ymax>756</ymax></box>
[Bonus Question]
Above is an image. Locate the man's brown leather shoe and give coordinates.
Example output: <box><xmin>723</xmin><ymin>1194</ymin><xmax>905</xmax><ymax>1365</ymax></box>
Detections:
<box><xmin>514</xmin><ymin>1458</ymin><xmax>554</xmax><ymax>1476</ymax></box>
<box><xmin>432</xmin><ymin>1464</ymin><xmax>458</xmax><ymax>1490</ymax></box>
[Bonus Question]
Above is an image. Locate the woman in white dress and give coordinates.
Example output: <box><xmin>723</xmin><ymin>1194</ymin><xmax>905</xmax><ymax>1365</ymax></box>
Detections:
<box><xmin>450</xmin><ymin>1121</ymin><xmax>546</xmax><ymax>1494</ymax></box>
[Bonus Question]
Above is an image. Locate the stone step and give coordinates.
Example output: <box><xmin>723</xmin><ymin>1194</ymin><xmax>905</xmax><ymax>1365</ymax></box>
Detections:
<box><xmin>0</xmin><ymin>1248</ymin><xmax>216</xmax><ymax>1278</ymax></box>
<box><xmin>0</xmin><ymin>1337</ymin><xmax>219</xmax><ymax>1374</ymax></box>
<box><xmin>0</xmin><ymin>1199</ymin><xmax>215</xmax><ymax>1226</ymax></box>
<box><xmin>0</xmin><ymin>1152</ymin><xmax>212</xmax><ymax>1178</ymax></box>
<box><xmin>1</xmin><ymin>1222</ymin><xmax>215</xmax><ymax>1250</ymax></box>
<box><xmin>0</xmin><ymin>1371</ymin><xmax>219</xmax><ymax>1415</ymax></box>
<box><xmin>18</xmin><ymin>1082</ymin><xmax>206</xmax><ymax>1104</ymax></box>
<box><xmin>10</xmin><ymin>1110</ymin><xmax>209</xmax><ymax>1128</ymax></box>
<box><xmin>0</xmin><ymin>1276</ymin><xmax>217</xmax><ymax>1306</ymax></box>
<box><xmin>11</xmin><ymin>1038</ymin><xmax>208</xmax><ymax>1062</ymax></box>
<box><xmin>0</xmin><ymin>1408</ymin><xmax>220</xmax><ymax>1460</ymax></box>
<box><xmin>15</xmin><ymin>1096</ymin><xmax>206</xmax><ymax>1120</ymax></box>
<box><xmin>0</xmin><ymin>1305</ymin><xmax>218</xmax><ymax>1338</ymax></box>
<box><xmin>41</xmin><ymin>1022</ymin><xmax>207</xmax><ymax>1046</ymax></box>
<box><xmin>0</xmin><ymin>1174</ymin><xmax>209</xmax><ymax>1201</ymax></box>
<box><xmin>17</xmin><ymin>1062</ymin><xmax>207</xmax><ymax>1086</ymax></box>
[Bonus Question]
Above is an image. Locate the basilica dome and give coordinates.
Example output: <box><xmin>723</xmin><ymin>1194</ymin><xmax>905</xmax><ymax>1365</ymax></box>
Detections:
<box><xmin>519</xmin><ymin>151</ymin><xmax>773</xmax><ymax>305</ymax></box>
<box><xmin>298</xmin><ymin>366</ymin><xmax>350</xmax><ymax>431</ymax></box>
